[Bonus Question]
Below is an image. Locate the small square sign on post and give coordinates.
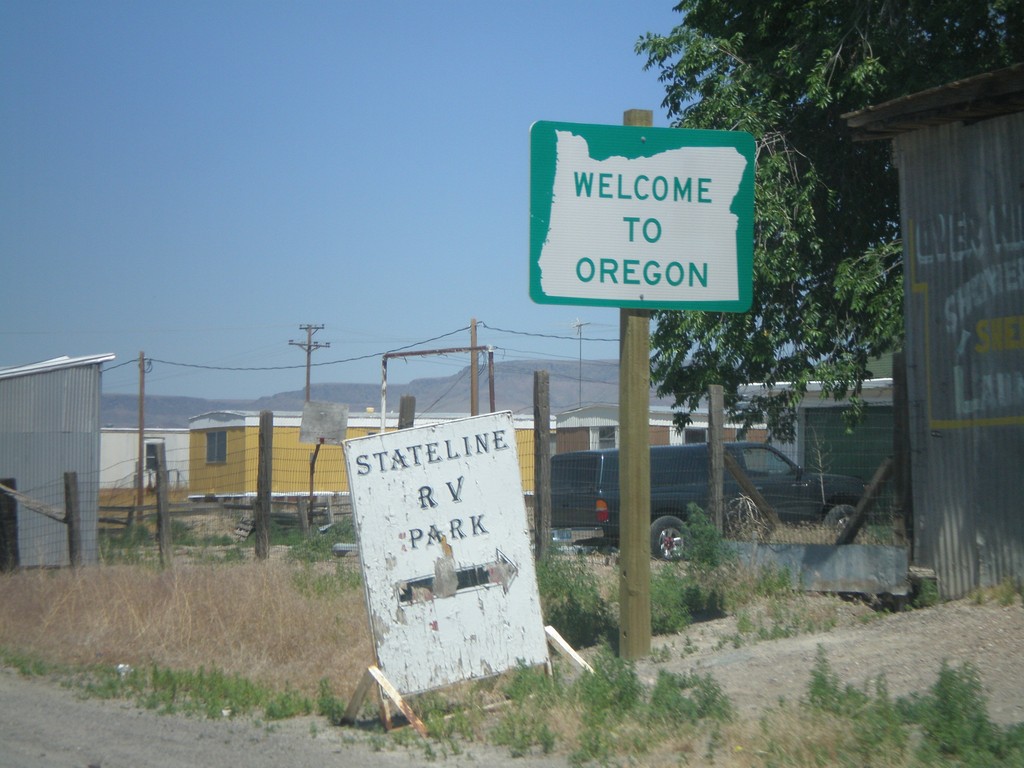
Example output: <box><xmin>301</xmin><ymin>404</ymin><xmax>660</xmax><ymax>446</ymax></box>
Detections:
<box><xmin>530</xmin><ymin>120</ymin><xmax>754</xmax><ymax>311</ymax></box>
<box><xmin>299</xmin><ymin>401</ymin><xmax>348</xmax><ymax>445</ymax></box>
<box><xmin>343</xmin><ymin>412</ymin><xmax>549</xmax><ymax>696</ymax></box>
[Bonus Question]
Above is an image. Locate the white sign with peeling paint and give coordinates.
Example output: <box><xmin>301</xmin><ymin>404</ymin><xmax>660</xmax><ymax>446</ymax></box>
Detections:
<box><xmin>343</xmin><ymin>411</ymin><xmax>548</xmax><ymax>695</ymax></box>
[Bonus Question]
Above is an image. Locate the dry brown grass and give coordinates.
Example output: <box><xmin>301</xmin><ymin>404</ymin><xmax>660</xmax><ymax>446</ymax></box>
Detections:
<box><xmin>0</xmin><ymin>560</ymin><xmax>374</xmax><ymax>697</ymax></box>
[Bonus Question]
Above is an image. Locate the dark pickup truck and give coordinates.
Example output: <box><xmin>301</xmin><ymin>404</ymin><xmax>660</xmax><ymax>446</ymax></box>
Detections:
<box><xmin>550</xmin><ymin>442</ymin><xmax>866</xmax><ymax>558</ymax></box>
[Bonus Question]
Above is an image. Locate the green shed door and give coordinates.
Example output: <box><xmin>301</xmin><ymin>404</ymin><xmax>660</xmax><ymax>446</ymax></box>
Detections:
<box><xmin>802</xmin><ymin>406</ymin><xmax>893</xmax><ymax>482</ymax></box>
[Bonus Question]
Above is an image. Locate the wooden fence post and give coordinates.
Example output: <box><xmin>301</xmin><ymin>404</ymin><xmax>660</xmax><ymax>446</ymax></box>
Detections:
<box><xmin>892</xmin><ymin>350</ymin><xmax>912</xmax><ymax>545</ymax></box>
<box><xmin>297</xmin><ymin>498</ymin><xmax>309</xmax><ymax>537</ymax></box>
<box><xmin>255</xmin><ymin>410</ymin><xmax>273</xmax><ymax>560</ymax></box>
<box><xmin>708</xmin><ymin>385</ymin><xmax>725</xmax><ymax>533</ymax></box>
<box><xmin>723</xmin><ymin>452</ymin><xmax>782</xmax><ymax>530</ymax></box>
<box><xmin>155</xmin><ymin>443</ymin><xmax>172</xmax><ymax>568</ymax></box>
<box><xmin>835</xmin><ymin>457</ymin><xmax>894</xmax><ymax>546</ymax></box>
<box><xmin>533</xmin><ymin>370</ymin><xmax>551</xmax><ymax>560</ymax></box>
<box><xmin>64</xmin><ymin>472</ymin><xmax>82</xmax><ymax>568</ymax></box>
<box><xmin>398</xmin><ymin>395</ymin><xmax>416</xmax><ymax>430</ymax></box>
<box><xmin>0</xmin><ymin>479</ymin><xmax>17</xmax><ymax>571</ymax></box>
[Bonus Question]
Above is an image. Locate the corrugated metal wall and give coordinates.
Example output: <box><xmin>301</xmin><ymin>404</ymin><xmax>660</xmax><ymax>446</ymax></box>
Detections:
<box><xmin>0</xmin><ymin>364</ymin><xmax>103</xmax><ymax>566</ymax></box>
<box><xmin>898</xmin><ymin>111</ymin><xmax>1024</xmax><ymax>598</ymax></box>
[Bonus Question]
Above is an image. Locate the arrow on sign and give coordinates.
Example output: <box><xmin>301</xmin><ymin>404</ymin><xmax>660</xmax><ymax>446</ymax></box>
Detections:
<box><xmin>397</xmin><ymin>549</ymin><xmax>519</xmax><ymax>605</ymax></box>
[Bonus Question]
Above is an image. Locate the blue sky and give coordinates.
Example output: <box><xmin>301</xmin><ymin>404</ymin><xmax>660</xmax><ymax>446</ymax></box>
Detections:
<box><xmin>1</xmin><ymin>1</ymin><xmax>681</xmax><ymax>399</ymax></box>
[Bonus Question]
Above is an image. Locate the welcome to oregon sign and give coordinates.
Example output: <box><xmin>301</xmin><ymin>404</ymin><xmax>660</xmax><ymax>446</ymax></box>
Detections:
<box><xmin>530</xmin><ymin>121</ymin><xmax>754</xmax><ymax>311</ymax></box>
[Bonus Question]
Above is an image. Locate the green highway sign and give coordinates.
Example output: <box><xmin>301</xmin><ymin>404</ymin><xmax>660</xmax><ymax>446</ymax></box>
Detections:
<box><xmin>529</xmin><ymin>121</ymin><xmax>754</xmax><ymax>311</ymax></box>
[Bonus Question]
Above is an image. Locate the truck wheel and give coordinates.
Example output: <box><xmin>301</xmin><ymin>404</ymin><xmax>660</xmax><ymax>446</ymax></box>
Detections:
<box><xmin>650</xmin><ymin>516</ymin><xmax>686</xmax><ymax>560</ymax></box>
<box><xmin>824</xmin><ymin>504</ymin><xmax>856</xmax><ymax>530</ymax></box>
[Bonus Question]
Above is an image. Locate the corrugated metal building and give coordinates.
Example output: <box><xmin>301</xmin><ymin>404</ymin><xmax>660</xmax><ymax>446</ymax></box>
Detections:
<box><xmin>846</xmin><ymin>65</ymin><xmax>1024</xmax><ymax>597</ymax></box>
<box><xmin>0</xmin><ymin>354</ymin><xmax>114</xmax><ymax>567</ymax></box>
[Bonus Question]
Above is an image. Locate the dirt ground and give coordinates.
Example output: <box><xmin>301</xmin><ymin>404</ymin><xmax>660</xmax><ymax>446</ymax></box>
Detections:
<box><xmin>1</xmin><ymin>597</ymin><xmax>1021</xmax><ymax>767</ymax></box>
<box><xmin>634</xmin><ymin>595</ymin><xmax>1024</xmax><ymax>726</ymax></box>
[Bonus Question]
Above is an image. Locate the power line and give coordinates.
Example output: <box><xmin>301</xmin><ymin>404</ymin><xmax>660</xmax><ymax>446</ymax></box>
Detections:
<box><xmin>138</xmin><ymin>326</ymin><xmax>473</xmax><ymax>373</ymax></box>
<box><xmin>419</xmin><ymin>366</ymin><xmax>472</xmax><ymax>415</ymax></box>
<box><xmin>105</xmin><ymin>322</ymin><xmax>622</xmax><ymax>379</ymax></box>
<box><xmin>477</xmin><ymin>321</ymin><xmax>619</xmax><ymax>343</ymax></box>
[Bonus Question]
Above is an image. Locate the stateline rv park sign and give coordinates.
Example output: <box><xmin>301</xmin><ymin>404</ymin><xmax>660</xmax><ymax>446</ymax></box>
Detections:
<box><xmin>343</xmin><ymin>412</ymin><xmax>548</xmax><ymax>696</ymax></box>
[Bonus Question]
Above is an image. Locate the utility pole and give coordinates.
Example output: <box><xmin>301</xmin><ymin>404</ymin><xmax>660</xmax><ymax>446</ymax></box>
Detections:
<box><xmin>289</xmin><ymin>324</ymin><xmax>330</xmax><ymax>402</ymax></box>
<box><xmin>470</xmin><ymin>318</ymin><xmax>479</xmax><ymax>416</ymax></box>
<box><xmin>134</xmin><ymin>350</ymin><xmax>145</xmax><ymax>527</ymax></box>
<box><xmin>572</xmin><ymin>318</ymin><xmax>590</xmax><ymax>408</ymax></box>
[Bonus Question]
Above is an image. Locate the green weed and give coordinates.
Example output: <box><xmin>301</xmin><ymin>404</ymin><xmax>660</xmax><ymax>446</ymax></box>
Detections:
<box><xmin>903</xmin><ymin>661</ymin><xmax>1024</xmax><ymax>766</ymax></box>
<box><xmin>286</xmin><ymin>519</ymin><xmax>356</xmax><ymax>563</ymax></box>
<box><xmin>684</xmin><ymin>505</ymin><xmax>735</xmax><ymax>571</ymax></box>
<box><xmin>167</xmin><ymin>520</ymin><xmax>235</xmax><ymax>548</ymax></box>
<box><xmin>315</xmin><ymin>678</ymin><xmax>347</xmax><ymax>725</ymax></box>
<box><xmin>912</xmin><ymin>577</ymin><xmax>940</xmax><ymax>608</ymax></box>
<box><xmin>805</xmin><ymin>646</ymin><xmax>869</xmax><ymax>717</ymax></box>
<box><xmin>78</xmin><ymin>663</ymin><xmax>271</xmax><ymax>719</ymax></box>
<box><xmin>264</xmin><ymin>687</ymin><xmax>313</xmax><ymax>719</ymax></box>
<box><xmin>0</xmin><ymin>647</ymin><xmax>56</xmax><ymax>677</ymax></box>
<box><xmin>503</xmin><ymin>661</ymin><xmax>560</xmax><ymax>708</ymax></box>
<box><xmin>221</xmin><ymin>545</ymin><xmax>247</xmax><ymax>563</ymax></box>
<box><xmin>648</xmin><ymin>669</ymin><xmax>733</xmax><ymax>724</ymax></box>
<box><xmin>648</xmin><ymin>644</ymin><xmax>672</xmax><ymax>663</ymax></box>
<box><xmin>536</xmin><ymin>553</ymin><xmax>615</xmax><ymax>649</ymax></box>
<box><xmin>799</xmin><ymin>649</ymin><xmax>1023</xmax><ymax>767</ymax></box>
<box><xmin>290</xmin><ymin>563</ymin><xmax>362</xmax><ymax>598</ymax></box>
<box><xmin>99</xmin><ymin>524</ymin><xmax>156</xmax><ymax>564</ymax></box>
<box><xmin>415</xmin><ymin>690</ymin><xmax>476</xmax><ymax>743</ymax></box>
<box><xmin>991</xmin><ymin>578</ymin><xmax>1022</xmax><ymax>606</ymax></box>
<box><xmin>491</xmin><ymin>707</ymin><xmax>557</xmax><ymax>757</ymax></box>
<box><xmin>719</xmin><ymin>561</ymin><xmax>794</xmax><ymax>611</ymax></box>
<box><xmin>575</xmin><ymin>647</ymin><xmax>644</xmax><ymax>718</ymax></box>
<box><xmin>569</xmin><ymin>649</ymin><xmax>644</xmax><ymax>766</ymax></box>
<box><xmin>492</xmin><ymin>664</ymin><xmax>561</xmax><ymax>756</ymax></box>
<box><xmin>970</xmin><ymin>577</ymin><xmax>1022</xmax><ymax>608</ymax></box>
<box><xmin>649</xmin><ymin>564</ymin><xmax>693</xmax><ymax>634</ymax></box>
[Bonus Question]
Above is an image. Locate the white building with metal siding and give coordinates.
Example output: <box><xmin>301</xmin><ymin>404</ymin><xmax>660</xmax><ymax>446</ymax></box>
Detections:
<box><xmin>0</xmin><ymin>354</ymin><xmax>114</xmax><ymax>567</ymax></box>
<box><xmin>100</xmin><ymin>428</ymin><xmax>190</xmax><ymax>490</ymax></box>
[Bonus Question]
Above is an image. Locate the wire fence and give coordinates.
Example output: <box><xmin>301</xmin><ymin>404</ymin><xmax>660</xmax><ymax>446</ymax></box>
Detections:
<box><xmin>1</xmin><ymin>401</ymin><xmax>903</xmax><ymax>569</ymax></box>
<box><xmin>0</xmin><ymin>473</ymin><xmax>96</xmax><ymax>569</ymax></box>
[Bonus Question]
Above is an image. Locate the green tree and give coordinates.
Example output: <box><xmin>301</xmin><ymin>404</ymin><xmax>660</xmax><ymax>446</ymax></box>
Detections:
<box><xmin>637</xmin><ymin>1</ymin><xmax>1022</xmax><ymax>437</ymax></box>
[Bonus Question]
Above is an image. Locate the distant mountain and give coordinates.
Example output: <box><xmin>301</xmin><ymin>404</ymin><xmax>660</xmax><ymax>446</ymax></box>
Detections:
<box><xmin>102</xmin><ymin>359</ymin><xmax>676</xmax><ymax>428</ymax></box>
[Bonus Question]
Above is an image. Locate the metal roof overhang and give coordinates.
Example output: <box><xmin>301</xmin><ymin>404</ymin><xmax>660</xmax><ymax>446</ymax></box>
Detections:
<box><xmin>0</xmin><ymin>353</ymin><xmax>116</xmax><ymax>381</ymax></box>
<box><xmin>843</xmin><ymin>64</ymin><xmax>1024</xmax><ymax>141</ymax></box>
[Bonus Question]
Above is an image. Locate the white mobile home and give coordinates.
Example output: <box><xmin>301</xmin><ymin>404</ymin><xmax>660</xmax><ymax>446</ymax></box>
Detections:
<box><xmin>100</xmin><ymin>428</ymin><xmax>190</xmax><ymax>491</ymax></box>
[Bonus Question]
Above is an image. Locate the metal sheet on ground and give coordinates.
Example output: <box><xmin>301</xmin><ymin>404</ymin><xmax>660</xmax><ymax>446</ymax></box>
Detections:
<box><xmin>732</xmin><ymin>542</ymin><xmax>910</xmax><ymax>595</ymax></box>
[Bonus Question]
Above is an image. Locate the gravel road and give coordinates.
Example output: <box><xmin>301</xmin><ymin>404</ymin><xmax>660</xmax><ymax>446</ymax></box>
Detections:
<box><xmin>0</xmin><ymin>670</ymin><xmax>565</xmax><ymax>768</ymax></box>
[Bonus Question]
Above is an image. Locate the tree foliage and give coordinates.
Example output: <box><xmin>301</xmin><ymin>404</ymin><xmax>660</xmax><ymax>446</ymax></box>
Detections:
<box><xmin>637</xmin><ymin>1</ymin><xmax>1023</xmax><ymax>438</ymax></box>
